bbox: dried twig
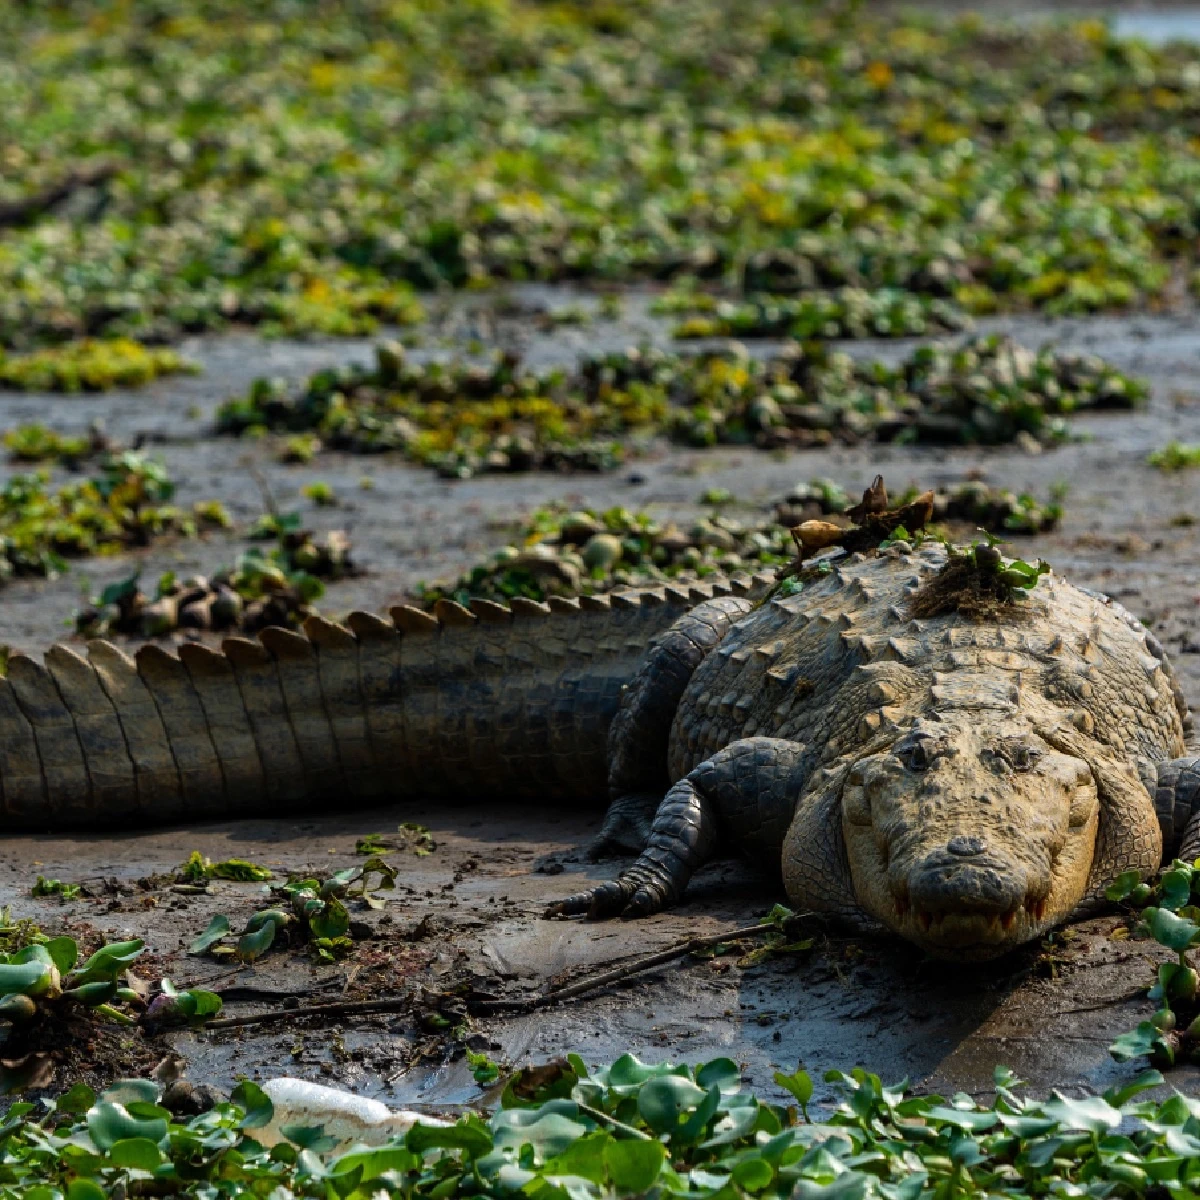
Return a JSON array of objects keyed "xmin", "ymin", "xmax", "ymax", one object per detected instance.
[
  {"xmin": 197, "ymin": 918, "xmax": 815, "ymax": 1031},
  {"xmin": 473, "ymin": 918, "xmax": 808, "ymax": 1015},
  {"xmin": 203, "ymin": 994, "xmax": 412, "ymax": 1031}
]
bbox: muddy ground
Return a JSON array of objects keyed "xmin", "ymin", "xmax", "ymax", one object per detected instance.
[{"xmin": 1, "ymin": 280, "xmax": 1198, "ymax": 1111}]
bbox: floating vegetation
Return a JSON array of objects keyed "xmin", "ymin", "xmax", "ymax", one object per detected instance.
[
  {"xmin": 1108, "ymin": 859, "xmax": 1200, "ymax": 1067},
  {"xmin": 219, "ymin": 335, "xmax": 1143, "ymax": 478},
  {"xmin": 0, "ymin": 934, "xmax": 219, "ymax": 1092},
  {"xmin": 417, "ymin": 477, "xmax": 1064, "ymax": 609},
  {"xmin": 0, "ymin": 340, "xmax": 197, "ymax": 391},
  {"xmin": 5, "ymin": 3, "xmax": 1200, "ymax": 350},
  {"xmin": 191, "ymin": 858, "xmax": 397, "ymax": 964},
  {"xmin": 2, "ymin": 422, "xmax": 105, "ymax": 467},
  {"xmin": 416, "ymin": 505, "xmax": 794, "ymax": 609},
  {"xmin": 76, "ymin": 514, "xmax": 354, "ymax": 639},
  {"xmin": 1149, "ymin": 441, "xmax": 1200, "ymax": 470},
  {"xmin": 663, "ymin": 287, "xmax": 971, "ymax": 340},
  {"xmin": 0, "ymin": 452, "xmax": 228, "ymax": 582},
  {"xmin": 0, "ymin": 1050, "xmax": 1196, "ymax": 1193}
]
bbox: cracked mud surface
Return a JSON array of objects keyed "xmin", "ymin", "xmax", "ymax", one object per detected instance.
[{"xmin": 0, "ymin": 284, "xmax": 1197, "ymax": 1107}]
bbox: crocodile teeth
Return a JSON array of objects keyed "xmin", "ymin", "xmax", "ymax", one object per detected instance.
[
  {"xmin": 1024, "ymin": 896, "xmax": 1047, "ymax": 922},
  {"xmin": 1001, "ymin": 910, "xmax": 1016, "ymax": 931}
]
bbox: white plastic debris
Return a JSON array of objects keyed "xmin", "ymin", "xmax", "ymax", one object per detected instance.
[{"xmin": 255, "ymin": 1077, "xmax": 451, "ymax": 1150}]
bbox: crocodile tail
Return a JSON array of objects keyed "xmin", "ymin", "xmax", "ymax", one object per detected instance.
[{"xmin": 0, "ymin": 575, "xmax": 772, "ymax": 830}]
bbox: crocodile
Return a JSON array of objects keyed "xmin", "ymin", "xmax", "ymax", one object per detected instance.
[{"xmin": 0, "ymin": 544, "xmax": 1196, "ymax": 960}]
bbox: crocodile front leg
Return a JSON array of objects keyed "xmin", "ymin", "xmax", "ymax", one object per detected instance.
[
  {"xmin": 553, "ymin": 737, "xmax": 806, "ymax": 918},
  {"xmin": 1156, "ymin": 756, "xmax": 1200, "ymax": 861},
  {"xmin": 593, "ymin": 595, "xmax": 754, "ymax": 857}
]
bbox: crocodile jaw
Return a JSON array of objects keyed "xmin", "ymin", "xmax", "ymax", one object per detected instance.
[{"xmin": 840, "ymin": 716, "xmax": 1101, "ymax": 960}]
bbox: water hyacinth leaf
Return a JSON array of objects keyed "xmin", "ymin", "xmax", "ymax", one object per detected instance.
[
  {"xmin": 1104, "ymin": 1069, "xmax": 1164, "ymax": 1108},
  {"xmin": 1110, "ymin": 1022, "xmax": 1175, "ymax": 1064},
  {"xmin": 696, "ymin": 1058, "xmax": 741, "ymax": 1094},
  {"xmin": 67, "ymin": 980, "xmax": 119, "ymax": 1006},
  {"xmin": 106, "ymin": 1137, "xmax": 165, "ymax": 1170},
  {"xmin": 230, "ymin": 1079, "xmax": 273, "ymax": 1129},
  {"xmin": 595, "ymin": 1052, "xmax": 679, "ymax": 1093},
  {"xmin": 0, "ymin": 960, "xmax": 55, "ymax": 999},
  {"xmin": 408, "ymin": 1115, "xmax": 493, "ymax": 1157},
  {"xmin": 66, "ymin": 1181, "xmax": 107, "ymax": 1200},
  {"xmin": 43, "ymin": 936, "xmax": 78, "ymax": 976},
  {"xmin": 773, "ymin": 1066, "xmax": 814, "ymax": 1111},
  {"xmin": 604, "ymin": 1137, "xmax": 666, "ymax": 1191},
  {"xmin": 309, "ymin": 897, "xmax": 350, "ymax": 941},
  {"xmin": 1105, "ymin": 869, "xmax": 1144, "ymax": 902},
  {"xmin": 101, "ymin": 1080, "xmax": 160, "ymax": 1107},
  {"xmin": 189, "ymin": 914, "xmax": 231, "ymax": 954},
  {"xmin": 87, "ymin": 1102, "xmax": 168, "ymax": 1150},
  {"xmin": 69, "ymin": 939, "xmax": 144, "ymax": 986},
  {"xmin": 675, "ymin": 1084, "xmax": 722, "ymax": 1142},
  {"xmin": 926, "ymin": 1106, "xmax": 999, "ymax": 1132},
  {"xmin": 1039, "ymin": 1094, "xmax": 1122, "ymax": 1133},
  {"xmin": 492, "ymin": 1111, "xmax": 589, "ymax": 1161},
  {"xmin": 281, "ymin": 1124, "xmax": 342, "ymax": 1153},
  {"xmin": 209, "ymin": 858, "xmax": 272, "ymax": 881},
  {"xmin": 1145, "ymin": 907, "xmax": 1200, "ymax": 953},
  {"xmin": 637, "ymin": 1075, "xmax": 710, "ymax": 1133},
  {"xmin": 56, "ymin": 1083, "xmax": 96, "ymax": 1114},
  {"xmin": 0, "ymin": 995, "xmax": 37, "ymax": 1022},
  {"xmin": 732, "ymin": 1156, "xmax": 775, "ymax": 1192},
  {"xmin": 1160, "ymin": 868, "xmax": 1192, "ymax": 912},
  {"xmin": 236, "ymin": 921, "xmax": 279, "ymax": 963}
]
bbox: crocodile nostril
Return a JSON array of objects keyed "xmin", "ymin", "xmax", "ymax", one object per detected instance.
[{"xmin": 947, "ymin": 835, "xmax": 986, "ymax": 857}]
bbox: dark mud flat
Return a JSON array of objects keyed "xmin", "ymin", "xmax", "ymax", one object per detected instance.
[
  {"xmin": 3, "ymin": 800, "xmax": 1192, "ymax": 1110},
  {"xmin": 0, "ymin": 291, "xmax": 1197, "ymax": 1104}
]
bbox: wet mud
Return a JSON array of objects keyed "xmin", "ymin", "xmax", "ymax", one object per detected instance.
[{"xmin": 0, "ymin": 284, "xmax": 1198, "ymax": 1106}]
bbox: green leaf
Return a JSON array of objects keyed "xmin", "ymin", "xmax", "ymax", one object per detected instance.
[
  {"xmin": 308, "ymin": 897, "xmax": 350, "ymax": 941},
  {"xmin": 1160, "ymin": 868, "xmax": 1193, "ymax": 911},
  {"xmin": 237, "ymin": 921, "xmax": 279, "ymax": 962},
  {"xmin": 69, "ymin": 939, "xmax": 144, "ymax": 986},
  {"xmin": 637, "ymin": 1074, "xmax": 709, "ymax": 1134},
  {"xmin": 1145, "ymin": 906, "xmax": 1200, "ymax": 952},
  {"xmin": 56, "ymin": 1082, "xmax": 96, "ymax": 1114},
  {"xmin": 106, "ymin": 1137, "xmax": 164, "ymax": 1169},
  {"xmin": 1105, "ymin": 869, "xmax": 1143, "ymax": 902},
  {"xmin": 87, "ymin": 1102, "xmax": 168, "ymax": 1150},
  {"xmin": 408, "ymin": 1117, "xmax": 493, "ymax": 1157},
  {"xmin": 732, "ymin": 1156, "xmax": 774, "ymax": 1192},
  {"xmin": 1110, "ymin": 1022, "xmax": 1174, "ymax": 1064},
  {"xmin": 67, "ymin": 980, "xmax": 119, "ymax": 1006},
  {"xmin": 209, "ymin": 857, "xmax": 272, "ymax": 881},
  {"xmin": 189, "ymin": 914, "xmax": 231, "ymax": 954},
  {"xmin": 773, "ymin": 1066, "xmax": 813, "ymax": 1110},
  {"xmin": 696, "ymin": 1058, "xmax": 740, "ymax": 1093},
  {"xmin": 66, "ymin": 1182, "xmax": 107, "ymax": 1200},
  {"xmin": 231, "ymin": 1079, "xmax": 274, "ymax": 1129},
  {"xmin": 43, "ymin": 936, "xmax": 78, "ymax": 975},
  {"xmin": 604, "ymin": 1137, "xmax": 665, "ymax": 1191},
  {"xmin": 1039, "ymin": 1094, "xmax": 1122, "ymax": 1133},
  {"xmin": 492, "ymin": 1111, "xmax": 588, "ymax": 1162},
  {"xmin": 1104, "ymin": 1069, "xmax": 1164, "ymax": 1108}
]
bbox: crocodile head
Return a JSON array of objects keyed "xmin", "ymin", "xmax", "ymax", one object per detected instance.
[{"xmin": 840, "ymin": 714, "xmax": 1100, "ymax": 959}]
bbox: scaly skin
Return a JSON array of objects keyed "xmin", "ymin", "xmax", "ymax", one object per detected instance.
[
  {"xmin": 0, "ymin": 543, "xmax": 1196, "ymax": 960},
  {"xmin": 0, "ymin": 577, "xmax": 769, "ymax": 824},
  {"xmin": 559, "ymin": 542, "xmax": 1197, "ymax": 960}
]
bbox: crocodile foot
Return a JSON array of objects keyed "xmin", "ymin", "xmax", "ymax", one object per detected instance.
[
  {"xmin": 586, "ymin": 792, "xmax": 661, "ymax": 860},
  {"xmin": 548, "ymin": 866, "xmax": 677, "ymax": 920}
]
